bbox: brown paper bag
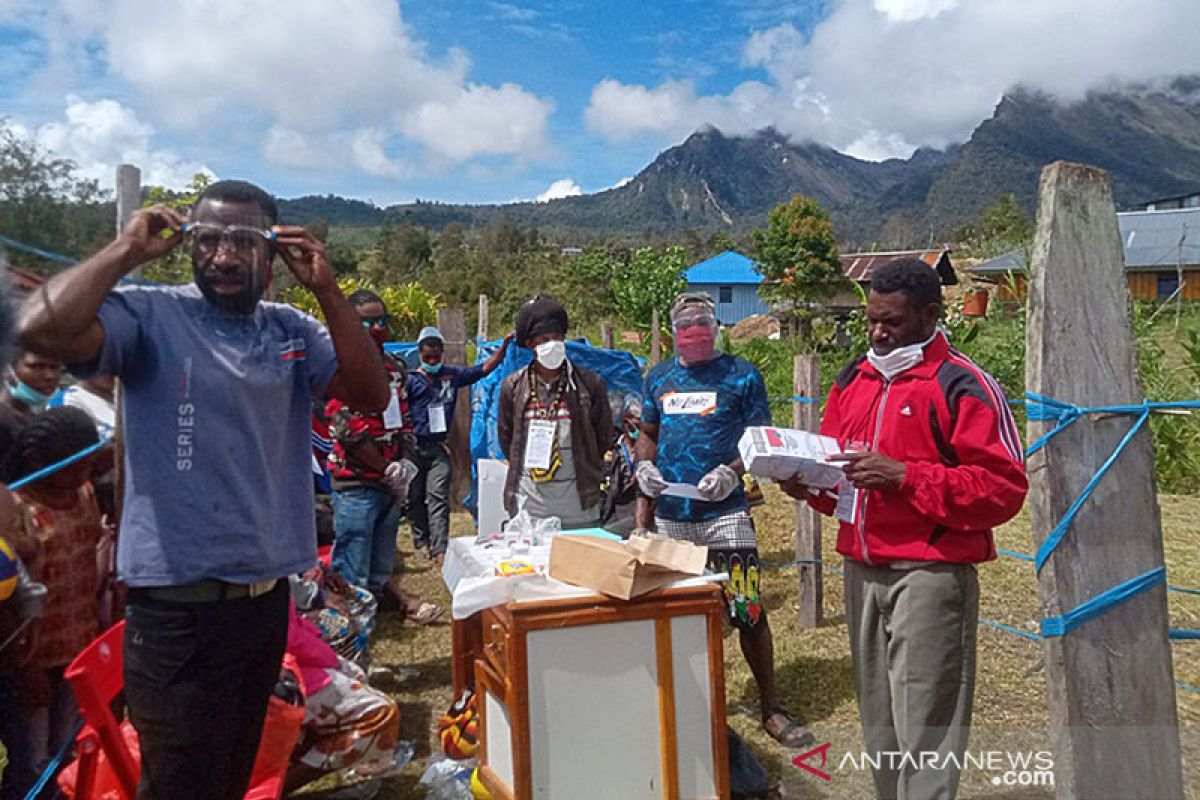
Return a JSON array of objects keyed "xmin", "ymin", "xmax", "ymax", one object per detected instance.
[{"xmin": 548, "ymin": 533, "xmax": 708, "ymax": 600}]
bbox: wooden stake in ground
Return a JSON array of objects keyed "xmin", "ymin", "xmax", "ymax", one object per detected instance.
[
  {"xmin": 477, "ymin": 294, "xmax": 489, "ymax": 343},
  {"xmin": 792, "ymin": 354, "xmax": 822, "ymax": 628},
  {"xmin": 600, "ymin": 321, "xmax": 614, "ymax": 350},
  {"xmin": 1026, "ymin": 161, "xmax": 1183, "ymax": 800},
  {"xmin": 116, "ymin": 164, "xmax": 141, "ymax": 276},
  {"xmin": 650, "ymin": 310, "xmax": 661, "ymax": 366},
  {"xmin": 438, "ymin": 308, "xmax": 472, "ymax": 510}
]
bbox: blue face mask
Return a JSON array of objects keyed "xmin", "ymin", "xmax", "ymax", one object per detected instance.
[
  {"xmin": 11, "ymin": 379, "xmax": 51, "ymax": 411},
  {"xmin": 421, "ymin": 361, "xmax": 443, "ymax": 375}
]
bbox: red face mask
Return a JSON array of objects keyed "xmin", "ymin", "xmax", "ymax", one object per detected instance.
[{"xmin": 675, "ymin": 325, "xmax": 716, "ymax": 363}]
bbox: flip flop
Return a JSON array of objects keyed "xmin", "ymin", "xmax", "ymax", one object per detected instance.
[
  {"xmin": 763, "ymin": 711, "xmax": 816, "ymax": 749},
  {"xmin": 406, "ymin": 601, "xmax": 442, "ymax": 625}
]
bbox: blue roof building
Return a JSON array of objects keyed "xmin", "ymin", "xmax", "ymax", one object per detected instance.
[{"xmin": 683, "ymin": 251, "xmax": 770, "ymax": 324}]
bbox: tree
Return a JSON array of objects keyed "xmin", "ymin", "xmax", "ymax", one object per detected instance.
[
  {"xmin": 610, "ymin": 244, "xmax": 688, "ymax": 329},
  {"xmin": 559, "ymin": 245, "xmax": 620, "ymax": 325},
  {"xmin": 0, "ymin": 123, "xmax": 111, "ymax": 268},
  {"xmin": 140, "ymin": 172, "xmax": 211, "ymax": 285},
  {"xmin": 751, "ymin": 194, "xmax": 848, "ymax": 345},
  {"xmin": 956, "ymin": 193, "xmax": 1032, "ymax": 258}
]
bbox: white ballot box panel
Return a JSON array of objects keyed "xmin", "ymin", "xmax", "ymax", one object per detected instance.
[
  {"xmin": 526, "ymin": 620, "xmax": 663, "ymax": 800},
  {"xmin": 485, "ymin": 686, "xmax": 515, "ymax": 789},
  {"xmin": 672, "ymin": 614, "xmax": 717, "ymax": 799},
  {"xmin": 478, "ymin": 458, "xmax": 510, "ymax": 537}
]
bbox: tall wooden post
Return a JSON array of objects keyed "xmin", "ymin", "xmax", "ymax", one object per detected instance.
[
  {"xmin": 116, "ymin": 164, "xmax": 141, "ymax": 276},
  {"xmin": 793, "ymin": 355, "xmax": 822, "ymax": 628},
  {"xmin": 650, "ymin": 310, "xmax": 662, "ymax": 366},
  {"xmin": 600, "ymin": 321, "xmax": 614, "ymax": 350},
  {"xmin": 1026, "ymin": 162, "xmax": 1182, "ymax": 800},
  {"xmin": 477, "ymin": 294, "xmax": 489, "ymax": 343},
  {"xmin": 438, "ymin": 308, "xmax": 472, "ymax": 511}
]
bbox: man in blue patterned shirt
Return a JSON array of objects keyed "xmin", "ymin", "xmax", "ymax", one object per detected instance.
[{"xmin": 636, "ymin": 292, "xmax": 813, "ymax": 749}]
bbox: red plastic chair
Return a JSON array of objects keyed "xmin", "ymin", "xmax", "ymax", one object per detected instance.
[{"xmin": 60, "ymin": 621, "xmax": 301, "ymax": 800}]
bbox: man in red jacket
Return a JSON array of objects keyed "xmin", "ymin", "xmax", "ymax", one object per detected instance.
[{"xmin": 781, "ymin": 257, "xmax": 1026, "ymax": 800}]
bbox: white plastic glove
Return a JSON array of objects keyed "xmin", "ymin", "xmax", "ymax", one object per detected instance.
[
  {"xmin": 635, "ymin": 461, "xmax": 669, "ymax": 498},
  {"xmin": 382, "ymin": 458, "xmax": 419, "ymax": 501},
  {"xmin": 696, "ymin": 464, "xmax": 740, "ymax": 502}
]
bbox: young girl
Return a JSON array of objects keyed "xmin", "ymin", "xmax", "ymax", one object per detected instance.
[{"xmin": 10, "ymin": 407, "xmax": 103, "ymax": 779}]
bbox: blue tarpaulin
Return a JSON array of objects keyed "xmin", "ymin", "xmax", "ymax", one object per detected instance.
[{"xmin": 464, "ymin": 338, "xmax": 644, "ymax": 516}]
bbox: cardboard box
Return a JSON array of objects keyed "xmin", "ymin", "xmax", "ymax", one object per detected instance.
[
  {"xmin": 548, "ymin": 533, "xmax": 707, "ymax": 600},
  {"xmin": 738, "ymin": 426, "xmax": 846, "ymax": 488}
]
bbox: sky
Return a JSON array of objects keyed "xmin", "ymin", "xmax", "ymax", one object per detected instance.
[{"xmin": 1, "ymin": 0, "xmax": 1198, "ymax": 207}]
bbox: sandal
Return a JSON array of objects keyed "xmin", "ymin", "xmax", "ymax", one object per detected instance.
[
  {"xmin": 406, "ymin": 601, "xmax": 443, "ymax": 625},
  {"xmin": 763, "ymin": 710, "xmax": 815, "ymax": 749}
]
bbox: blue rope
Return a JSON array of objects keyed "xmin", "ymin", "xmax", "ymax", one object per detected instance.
[
  {"xmin": 1169, "ymin": 628, "xmax": 1200, "ymax": 640},
  {"xmin": 1178, "ymin": 680, "xmax": 1200, "ymax": 695},
  {"xmin": 8, "ymin": 437, "xmax": 111, "ymax": 491},
  {"xmin": 995, "ymin": 548, "xmax": 1200, "ymax": 596},
  {"xmin": 23, "ymin": 720, "xmax": 83, "ymax": 800},
  {"xmin": 1041, "ymin": 567, "xmax": 1165, "ymax": 638},
  {"xmin": 979, "ymin": 617, "xmax": 1043, "ymax": 642},
  {"xmin": 0, "ymin": 233, "xmax": 78, "ymax": 265}
]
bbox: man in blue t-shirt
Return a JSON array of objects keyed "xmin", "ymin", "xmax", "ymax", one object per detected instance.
[
  {"xmin": 636, "ymin": 292, "xmax": 814, "ymax": 750},
  {"xmin": 405, "ymin": 325, "xmax": 510, "ymax": 562},
  {"xmin": 18, "ymin": 179, "xmax": 388, "ymax": 800}
]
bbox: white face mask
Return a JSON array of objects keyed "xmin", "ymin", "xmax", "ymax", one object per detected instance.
[
  {"xmin": 534, "ymin": 339, "xmax": 566, "ymax": 370},
  {"xmin": 867, "ymin": 329, "xmax": 939, "ymax": 380}
]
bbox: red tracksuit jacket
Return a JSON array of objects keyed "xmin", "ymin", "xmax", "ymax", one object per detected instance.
[{"xmin": 811, "ymin": 333, "xmax": 1028, "ymax": 565}]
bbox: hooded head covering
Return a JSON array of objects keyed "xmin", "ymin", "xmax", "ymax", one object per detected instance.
[{"xmin": 514, "ymin": 295, "xmax": 569, "ymax": 348}]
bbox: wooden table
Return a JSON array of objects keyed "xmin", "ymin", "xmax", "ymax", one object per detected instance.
[{"xmin": 453, "ymin": 583, "xmax": 730, "ymax": 800}]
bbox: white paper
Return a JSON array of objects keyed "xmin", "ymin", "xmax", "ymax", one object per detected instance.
[
  {"xmin": 428, "ymin": 403, "xmax": 447, "ymax": 434},
  {"xmin": 662, "ymin": 481, "xmax": 706, "ymax": 500},
  {"xmin": 524, "ymin": 419, "xmax": 557, "ymax": 471},
  {"xmin": 662, "ymin": 391, "xmax": 718, "ymax": 416},
  {"xmin": 382, "ymin": 391, "xmax": 403, "ymax": 429},
  {"xmin": 835, "ymin": 481, "xmax": 860, "ymax": 524}
]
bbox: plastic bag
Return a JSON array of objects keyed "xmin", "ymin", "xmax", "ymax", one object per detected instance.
[
  {"xmin": 495, "ymin": 508, "xmax": 561, "ymax": 549},
  {"xmin": 419, "ymin": 756, "xmax": 476, "ymax": 800}
]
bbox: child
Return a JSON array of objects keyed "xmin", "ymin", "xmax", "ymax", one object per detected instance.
[{"xmin": 9, "ymin": 407, "xmax": 103, "ymax": 781}]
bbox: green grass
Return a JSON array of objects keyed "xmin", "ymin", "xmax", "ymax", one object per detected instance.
[{"xmin": 298, "ymin": 488, "xmax": 1200, "ymax": 799}]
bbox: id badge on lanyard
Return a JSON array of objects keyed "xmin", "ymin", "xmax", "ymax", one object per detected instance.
[
  {"xmin": 524, "ymin": 419, "xmax": 557, "ymax": 471},
  {"xmin": 428, "ymin": 404, "xmax": 447, "ymax": 434},
  {"xmin": 382, "ymin": 390, "xmax": 403, "ymax": 430}
]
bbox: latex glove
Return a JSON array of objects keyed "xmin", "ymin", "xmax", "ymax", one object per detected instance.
[
  {"xmin": 696, "ymin": 464, "xmax": 739, "ymax": 503},
  {"xmin": 635, "ymin": 461, "xmax": 668, "ymax": 498},
  {"xmin": 382, "ymin": 458, "xmax": 419, "ymax": 501}
]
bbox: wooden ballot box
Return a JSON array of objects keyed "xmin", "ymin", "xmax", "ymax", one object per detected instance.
[{"xmin": 469, "ymin": 583, "xmax": 730, "ymax": 800}]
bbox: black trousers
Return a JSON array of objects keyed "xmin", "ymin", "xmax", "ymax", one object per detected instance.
[{"xmin": 123, "ymin": 582, "xmax": 288, "ymax": 800}]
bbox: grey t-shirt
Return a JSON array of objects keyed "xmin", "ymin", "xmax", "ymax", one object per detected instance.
[{"xmin": 74, "ymin": 284, "xmax": 338, "ymax": 587}]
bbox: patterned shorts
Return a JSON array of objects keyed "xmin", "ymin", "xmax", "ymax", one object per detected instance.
[{"xmin": 656, "ymin": 512, "xmax": 763, "ymax": 631}]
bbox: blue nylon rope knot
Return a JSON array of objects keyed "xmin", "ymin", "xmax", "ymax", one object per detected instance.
[{"xmin": 1041, "ymin": 567, "xmax": 1165, "ymax": 638}]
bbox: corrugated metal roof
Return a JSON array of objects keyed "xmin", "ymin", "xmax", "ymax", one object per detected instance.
[
  {"xmin": 972, "ymin": 208, "xmax": 1200, "ymax": 274},
  {"xmin": 1120, "ymin": 207, "xmax": 1200, "ymax": 269},
  {"xmin": 685, "ymin": 250, "xmax": 762, "ymax": 285},
  {"xmin": 838, "ymin": 248, "xmax": 957, "ymax": 285}
]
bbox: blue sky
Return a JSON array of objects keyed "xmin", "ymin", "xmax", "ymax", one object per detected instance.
[{"xmin": 1, "ymin": 0, "xmax": 1197, "ymax": 207}]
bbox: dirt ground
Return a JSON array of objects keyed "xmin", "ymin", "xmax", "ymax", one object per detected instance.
[{"xmin": 297, "ymin": 488, "xmax": 1200, "ymax": 799}]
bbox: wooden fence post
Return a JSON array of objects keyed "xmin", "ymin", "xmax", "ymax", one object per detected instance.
[
  {"xmin": 1026, "ymin": 161, "xmax": 1183, "ymax": 800},
  {"xmin": 650, "ymin": 310, "xmax": 661, "ymax": 366},
  {"xmin": 477, "ymin": 294, "xmax": 489, "ymax": 343},
  {"xmin": 601, "ymin": 321, "xmax": 614, "ymax": 350},
  {"xmin": 793, "ymin": 355, "xmax": 822, "ymax": 628},
  {"xmin": 116, "ymin": 164, "xmax": 141, "ymax": 277},
  {"xmin": 438, "ymin": 308, "xmax": 472, "ymax": 511}
]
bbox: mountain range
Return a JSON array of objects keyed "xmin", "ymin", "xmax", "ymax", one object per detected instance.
[{"xmin": 278, "ymin": 78, "xmax": 1200, "ymax": 247}]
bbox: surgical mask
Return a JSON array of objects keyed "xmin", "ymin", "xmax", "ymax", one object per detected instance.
[
  {"xmin": 674, "ymin": 324, "xmax": 717, "ymax": 364},
  {"xmin": 535, "ymin": 340, "xmax": 567, "ymax": 371},
  {"xmin": 421, "ymin": 361, "xmax": 443, "ymax": 375},
  {"xmin": 11, "ymin": 379, "xmax": 52, "ymax": 411},
  {"xmin": 867, "ymin": 329, "xmax": 939, "ymax": 381}
]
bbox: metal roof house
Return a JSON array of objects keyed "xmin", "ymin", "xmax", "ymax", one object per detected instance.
[
  {"xmin": 686, "ymin": 248, "xmax": 957, "ymax": 324},
  {"xmin": 684, "ymin": 251, "xmax": 771, "ymax": 324},
  {"xmin": 972, "ymin": 207, "xmax": 1200, "ymax": 301}
]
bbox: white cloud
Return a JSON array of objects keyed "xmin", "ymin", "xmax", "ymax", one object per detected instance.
[
  {"xmin": 585, "ymin": 0, "xmax": 1200, "ymax": 158},
  {"xmin": 536, "ymin": 178, "xmax": 582, "ymax": 202},
  {"xmin": 7, "ymin": 0, "xmax": 553, "ymax": 175},
  {"xmin": 33, "ymin": 96, "xmax": 212, "ymax": 190}
]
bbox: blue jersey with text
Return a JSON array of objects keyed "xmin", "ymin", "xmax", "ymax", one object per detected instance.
[{"xmin": 642, "ymin": 354, "xmax": 771, "ymax": 521}]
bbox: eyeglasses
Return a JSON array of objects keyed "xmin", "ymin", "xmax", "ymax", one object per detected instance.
[
  {"xmin": 183, "ymin": 222, "xmax": 276, "ymax": 253},
  {"xmin": 360, "ymin": 314, "xmax": 391, "ymax": 328}
]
